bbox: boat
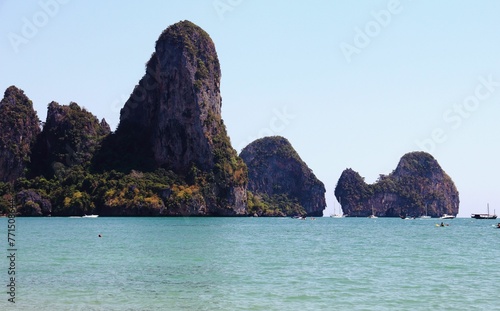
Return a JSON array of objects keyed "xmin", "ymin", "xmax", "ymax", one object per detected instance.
[
  {"xmin": 330, "ymin": 214, "xmax": 343, "ymax": 218},
  {"xmin": 82, "ymin": 214, "xmax": 99, "ymax": 218},
  {"xmin": 436, "ymin": 222, "xmax": 450, "ymax": 227},
  {"xmin": 330, "ymin": 201, "xmax": 344, "ymax": 218},
  {"xmin": 419, "ymin": 204, "xmax": 431, "ymax": 219},
  {"xmin": 440, "ymin": 214, "xmax": 455, "ymax": 219},
  {"xmin": 368, "ymin": 205, "xmax": 378, "ymax": 218},
  {"xmin": 472, "ymin": 214, "xmax": 497, "ymax": 219},
  {"xmin": 471, "ymin": 204, "xmax": 497, "ymax": 219}
]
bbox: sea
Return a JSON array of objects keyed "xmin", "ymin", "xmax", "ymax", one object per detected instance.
[{"xmin": 1, "ymin": 216, "xmax": 500, "ymax": 311}]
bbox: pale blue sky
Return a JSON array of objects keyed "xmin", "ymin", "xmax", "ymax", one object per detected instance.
[{"xmin": 1, "ymin": 0, "xmax": 499, "ymax": 217}]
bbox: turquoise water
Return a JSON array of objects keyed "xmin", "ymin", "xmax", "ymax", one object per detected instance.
[{"xmin": 1, "ymin": 217, "xmax": 500, "ymax": 310}]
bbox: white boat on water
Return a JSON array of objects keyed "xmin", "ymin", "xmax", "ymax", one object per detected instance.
[
  {"xmin": 82, "ymin": 214, "xmax": 99, "ymax": 218},
  {"xmin": 368, "ymin": 205, "xmax": 378, "ymax": 218},
  {"xmin": 440, "ymin": 214, "xmax": 455, "ymax": 219},
  {"xmin": 330, "ymin": 201, "xmax": 344, "ymax": 218},
  {"xmin": 330, "ymin": 214, "xmax": 344, "ymax": 218},
  {"xmin": 419, "ymin": 204, "xmax": 431, "ymax": 219}
]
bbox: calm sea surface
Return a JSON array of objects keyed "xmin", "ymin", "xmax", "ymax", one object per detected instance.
[{"xmin": 1, "ymin": 217, "xmax": 500, "ymax": 310}]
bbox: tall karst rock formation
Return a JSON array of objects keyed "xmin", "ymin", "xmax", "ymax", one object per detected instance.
[
  {"xmin": 0, "ymin": 86, "xmax": 40, "ymax": 182},
  {"xmin": 98, "ymin": 20, "xmax": 247, "ymax": 215},
  {"xmin": 335, "ymin": 152, "xmax": 459, "ymax": 217}
]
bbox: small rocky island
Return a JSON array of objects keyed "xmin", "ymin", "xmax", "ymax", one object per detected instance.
[
  {"xmin": 240, "ymin": 136, "xmax": 326, "ymax": 217},
  {"xmin": 335, "ymin": 152, "xmax": 459, "ymax": 217}
]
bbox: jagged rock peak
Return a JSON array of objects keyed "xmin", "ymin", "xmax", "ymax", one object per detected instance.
[
  {"xmin": 335, "ymin": 151, "xmax": 459, "ymax": 217},
  {"xmin": 29, "ymin": 101, "xmax": 111, "ymax": 178},
  {"xmin": 240, "ymin": 136, "xmax": 326, "ymax": 217},
  {"xmin": 45, "ymin": 101, "xmax": 110, "ymax": 137},
  {"xmin": 1, "ymin": 86, "xmax": 35, "ymax": 109},
  {"xmin": 0, "ymin": 86, "xmax": 40, "ymax": 182}
]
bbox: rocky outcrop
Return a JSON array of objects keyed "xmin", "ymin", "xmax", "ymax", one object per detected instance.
[
  {"xmin": 0, "ymin": 86, "xmax": 40, "ymax": 182},
  {"xmin": 240, "ymin": 136, "xmax": 326, "ymax": 216},
  {"xmin": 16, "ymin": 189, "xmax": 52, "ymax": 216},
  {"xmin": 30, "ymin": 101, "xmax": 110, "ymax": 178},
  {"xmin": 97, "ymin": 20, "xmax": 247, "ymax": 216},
  {"xmin": 335, "ymin": 152, "xmax": 459, "ymax": 217}
]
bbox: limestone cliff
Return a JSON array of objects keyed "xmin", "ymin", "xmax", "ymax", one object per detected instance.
[
  {"xmin": 30, "ymin": 101, "xmax": 110, "ymax": 178},
  {"xmin": 0, "ymin": 86, "xmax": 40, "ymax": 182},
  {"xmin": 335, "ymin": 152, "xmax": 459, "ymax": 217},
  {"xmin": 97, "ymin": 20, "xmax": 247, "ymax": 215},
  {"xmin": 240, "ymin": 136, "xmax": 326, "ymax": 217}
]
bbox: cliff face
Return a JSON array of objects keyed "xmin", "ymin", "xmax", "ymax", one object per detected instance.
[
  {"xmin": 0, "ymin": 86, "xmax": 40, "ymax": 182},
  {"xmin": 99, "ymin": 20, "xmax": 247, "ymax": 215},
  {"xmin": 335, "ymin": 152, "xmax": 459, "ymax": 217},
  {"xmin": 240, "ymin": 136, "xmax": 326, "ymax": 217},
  {"xmin": 30, "ymin": 102, "xmax": 110, "ymax": 178}
]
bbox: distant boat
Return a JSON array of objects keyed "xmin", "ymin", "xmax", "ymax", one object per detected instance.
[
  {"xmin": 330, "ymin": 214, "xmax": 343, "ymax": 218},
  {"xmin": 82, "ymin": 214, "xmax": 99, "ymax": 218},
  {"xmin": 330, "ymin": 201, "xmax": 344, "ymax": 218},
  {"xmin": 471, "ymin": 204, "xmax": 497, "ymax": 219},
  {"xmin": 440, "ymin": 214, "xmax": 455, "ymax": 219},
  {"xmin": 419, "ymin": 204, "xmax": 431, "ymax": 219},
  {"xmin": 368, "ymin": 205, "xmax": 378, "ymax": 218}
]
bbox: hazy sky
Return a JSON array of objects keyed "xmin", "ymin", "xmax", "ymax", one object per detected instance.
[{"xmin": 1, "ymin": 0, "xmax": 499, "ymax": 217}]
